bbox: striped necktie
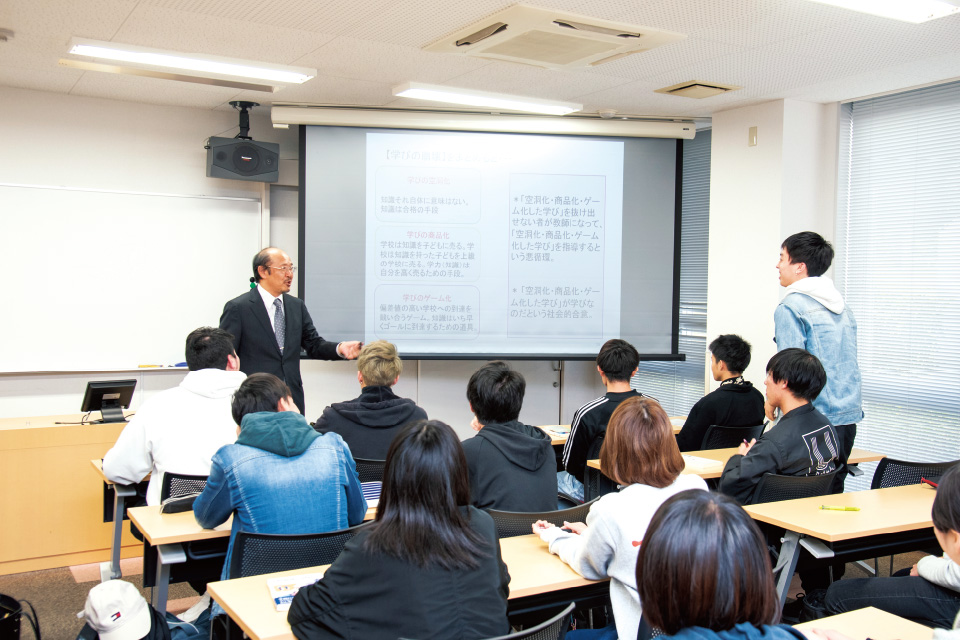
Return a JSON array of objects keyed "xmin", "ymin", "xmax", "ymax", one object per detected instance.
[{"xmin": 273, "ymin": 298, "xmax": 285, "ymax": 352}]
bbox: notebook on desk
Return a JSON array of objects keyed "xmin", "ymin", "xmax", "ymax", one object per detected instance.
[
  {"xmin": 268, "ymin": 572, "xmax": 325, "ymax": 611},
  {"xmin": 361, "ymin": 481, "xmax": 381, "ymax": 508}
]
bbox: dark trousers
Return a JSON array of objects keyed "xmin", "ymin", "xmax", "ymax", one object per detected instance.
[{"xmin": 824, "ymin": 574, "xmax": 960, "ymax": 629}]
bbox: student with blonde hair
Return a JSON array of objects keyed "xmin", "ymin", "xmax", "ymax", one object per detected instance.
[{"xmin": 314, "ymin": 340, "xmax": 427, "ymax": 459}]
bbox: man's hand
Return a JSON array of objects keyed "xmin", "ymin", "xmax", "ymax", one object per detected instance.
[
  {"xmin": 910, "ymin": 563, "xmax": 920, "ymax": 577},
  {"xmin": 339, "ymin": 341, "xmax": 363, "ymax": 359},
  {"xmin": 531, "ymin": 520, "xmax": 556, "ymax": 534},
  {"xmin": 562, "ymin": 521, "xmax": 587, "ymax": 535},
  {"xmin": 738, "ymin": 438, "xmax": 757, "ymax": 456},
  {"xmin": 764, "ymin": 399, "xmax": 777, "ymax": 422}
]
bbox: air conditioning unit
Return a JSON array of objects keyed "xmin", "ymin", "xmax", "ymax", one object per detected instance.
[{"xmin": 424, "ymin": 4, "xmax": 685, "ymax": 70}]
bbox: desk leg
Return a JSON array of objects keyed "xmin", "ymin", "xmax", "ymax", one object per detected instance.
[
  {"xmin": 101, "ymin": 484, "xmax": 137, "ymax": 582},
  {"xmin": 153, "ymin": 544, "xmax": 186, "ymax": 614},
  {"xmin": 771, "ymin": 530, "xmax": 801, "ymax": 607}
]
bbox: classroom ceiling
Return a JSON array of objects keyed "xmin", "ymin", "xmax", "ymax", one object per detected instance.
[{"xmin": 2, "ymin": 0, "xmax": 959, "ymax": 122}]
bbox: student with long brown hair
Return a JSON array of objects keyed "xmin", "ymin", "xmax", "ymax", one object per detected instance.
[
  {"xmin": 532, "ymin": 396, "xmax": 708, "ymax": 639},
  {"xmin": 288, "ymin": 419, "xmax": 510, "ymax": 639}
]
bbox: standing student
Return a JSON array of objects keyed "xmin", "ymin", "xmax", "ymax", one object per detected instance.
[
  {"xmin": 219, "ymin": 247, "xmax": 362, "ymax": 413},
  {"xmin": 289, "ymin": 420, "xmax": 510, "ymax": 640},
  {"xmin": 675, "ymin": 334, "xmax": 765, "ymax": 452},
  {"xmin": 533, "ymin": 397, "xmax": 708, "ymax": 640},
  {"xmin": 774, "ymin": 231, "xmax": 862, "ymax": 463}
]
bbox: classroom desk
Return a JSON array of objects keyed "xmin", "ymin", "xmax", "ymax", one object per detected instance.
[
  {"xmin": 129, "ymin": 503, "xmax": 379, "ymax": 612},
  {"xmin": 90, "ymin": 459, "xmax": 149, "ymax": 581},
  {"xmin": 207, "ymin": 533, "xmax": 605, "ymax": 640},
  {"xmin": 586, "ymin": 447, "xmax": 885, "ymax": 480},
  {"xmin": 744, "ymin": 484, "xmax": 936, "ymax": 606},
  {"xmin": 794, "ymin": 606, "xmax": 932, "ymax": 640},
  {"xmin": 541, "ymin": 419, "xmax": 684, "ymax": 448}
]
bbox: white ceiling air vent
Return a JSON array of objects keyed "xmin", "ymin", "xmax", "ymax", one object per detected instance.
[
  {"xmin": 425, "ymin": 4, "xmax": 686, "ymax": 70},
  {"xmin": 654, "ymin": 80, "xmax": 742, "ymax": 99}
]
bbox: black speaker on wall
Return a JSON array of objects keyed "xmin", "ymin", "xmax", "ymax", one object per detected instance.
[{"xmin": 206, "ymin": 136, "xmax": 279, "ymax": 182}]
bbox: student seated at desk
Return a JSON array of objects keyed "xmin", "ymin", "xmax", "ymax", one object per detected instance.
[
  {"xmin": 823, "ymin": 462, "xmax": 960, "ymax": 635},
  {"xmin": 313, "ymin": 340, "xmax": 427, "ymax": 459},
  {"xmin": 718, "ymin": 348, "xmax": 841, "ymax": 505},
  {"xmin": 193, "ymin": 373, "xmax": 367, "ymax": 581},
  {"xmin": 103, "ymin": 326, "xmax": 246, "ymax": 506},
  {"xmin": 675, "ymin": 334, "xmax": 765, "ymax": 452},
  {"xmin": 289, "ymin": 420, "xmax": 510, "ymax": 640},
  {"xmin": 533, "ymin": 397, "xmax": 708, "ymax": 640},
  {"xmin": 636, "ymin": 490, "xmax": 809, "ymax": 640},
  {"xmin": 462, "ymin": 361, "xmax": 556, "ymax": 512}
]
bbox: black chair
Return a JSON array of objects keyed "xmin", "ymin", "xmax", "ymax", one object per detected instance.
[
  {"xmin": 699, "ymin": 424, "xmax": 765, "ymax": 450},
  {"xmin": 752, "ymin": 469, "xmax": 841, "ymax": 505},
  {"xmin": 487, "ymin": 498, "xmax": 600, "ymax": 539},
  {"xmin": 583, "ymin": 434, "xmax": 618, "ymax": 502},
  {"xmin": 637, "ymin": 615, "xmax": 665, "ymax": 640},
  {"xmin": 159, "ymin": 471, "xmax": 208, "ymax": 501},
  {"xmin": 482, "ymin": 602, "xmax": 576, "ymax": 640},
  {"xmin": 353, "ymin": 458, "xmax": 386, "ymax": 483},
  {"xmin": 228, "ymin": 522, "xmax": 373, "ymax": 579},
  {"xmin": 870, "ymin": 458, "xmax": 959, "ymax": 489}
]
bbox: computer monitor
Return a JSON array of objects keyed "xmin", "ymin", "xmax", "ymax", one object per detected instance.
[{"xmin": 80, "ymin": 379, "xmax": 136, "ymax": 423}]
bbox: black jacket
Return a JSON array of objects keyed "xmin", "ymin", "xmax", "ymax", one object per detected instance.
[
  {"xmin": 314, "ymin": 386, "xmax": 428, "ymax": 459},
  {"xmin": 220, "ymin": 287, "xmax": 341, "ymax": 414},
  {"xmin": 719, "ymin": 403, "xmax": 841, "ymax": 505},
  {"xmin": 462, "ymin": 420, "xmax": 557, "ymax": 512},
  {"xmin": 562, "ymin": 390, "xmax": 643, "ymax": 482},
  {"xmin": 676, "ymin": 381, "xmax": 766, "ymax": 452},
  {"xmin": 288, "ymin": 507, "xmax": 510, "ymax": 640}
]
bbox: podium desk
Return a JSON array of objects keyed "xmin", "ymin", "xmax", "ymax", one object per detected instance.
[
  {"xmin": 208, "ymin": 533, "xmax": 605, "ymax": 640},
  {"xmin": 794, "ymin": 606, "xmax": 932, "ymax": 640},
  {"xmin": 129, "ymin": 502, "xmax": 378, "ymax": 613},
  {"xmin": 745, "ymin": 483, "xmax": 936, "ymax": 605}
]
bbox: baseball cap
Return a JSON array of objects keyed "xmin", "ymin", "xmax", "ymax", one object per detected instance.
[{"xmin": 81, "ymin": 580, "xmax": 153, "ymax": 640}]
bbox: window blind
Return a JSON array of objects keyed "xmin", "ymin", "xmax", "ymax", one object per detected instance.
[
  {"xmin": 835, "ymin": 81, "xmax": 960, "ymax": 490},
  {"xmin": 634, "ymin": 130, "xmax": 711, "ymax": 414}
]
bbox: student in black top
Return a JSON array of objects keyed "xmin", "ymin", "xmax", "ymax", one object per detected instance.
[
  {"xmin": 676, "ymin": 334, "xmax": 765, "ymax": 452},
  {"xmin": 719, "ymin": 348, "xmax": 840, "ymax": 505},
  {"xmin": 288, "ymin": 420, "xmax": 510, "ymax": 640},
  {"xmin": 313, "ymin": 340, "xmax": 427, "ymax": 459},
  {"xmin": 559, "ymin": 339, "xmax": 647, "ymax": 502},
  {"xmin": 461, "ymin": 361, "xmax": 557, "ymax": 512}
]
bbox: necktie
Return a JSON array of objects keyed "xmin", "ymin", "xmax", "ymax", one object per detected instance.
[{"xmin": 273, "ymin": 298, "xmax": 285, "ymax": 352}]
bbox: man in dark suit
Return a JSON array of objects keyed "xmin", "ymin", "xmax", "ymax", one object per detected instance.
[{"xmin": 220, "ymin": 247, "xmax": 362, "ymax": 413}]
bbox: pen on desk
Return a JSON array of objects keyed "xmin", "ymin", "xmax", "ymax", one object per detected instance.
[{"xmin": 820, "ymin": 505, "xmax": 860, "ymax": 511}]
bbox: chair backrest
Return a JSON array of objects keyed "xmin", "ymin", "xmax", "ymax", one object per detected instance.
[
  {"xmin": 871, "ymin": 458, "xmax": 960, "ymax": 489},
  {"xmin": 752, "ymin": 469, "xmax": 840, "ymax": 505},
  {"xmin": 160, "ymin": 472, "xmax": 208, "ymax": 501},
  {"xmin": 583, "ymin": 433, "xmax": 618, "ymax": 502},
  {"xmin": 353, "ymin": 458, "xmax": 386, "ymax": 483},
  {"xmin": 700, "ymin": 424, "xmax": 765, "ymax": 450},
  {"xmin": 229, "ymin": 522, "xmax": 372, "ymax": 579},
  {"xmin": 487, "ymin": 498, "xmax": 600, "ymax": 539},
  {"xmin": 481, "ymin": 602, "xmax": 576, "ymax": 640}
]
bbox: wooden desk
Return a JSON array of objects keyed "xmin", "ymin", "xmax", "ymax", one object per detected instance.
[
  {"xmin": 586, "ymin": 447, "xmax": 885, "ymax": 480},
  {"xmin": 129, "ymin": 502, "xmax": 378, "ymax": 612},
  {"xmin": 0, "ymin": 413, "xmax": 138, "ymax": 575},
  {"xmin": 91, "ymin": 459, "xmax": 149, "ymax": 581},
  {"xmin": 745, "ymin": 484, "xmax": 936, "ymax": 605},
  {"xmin": 794, "ymin": 606, "xmax": 932, "ymax": 640},
  {"xmin": 538, "ymin": 425, "xmax": 569, "ymax": 446},
  {"xmin": 208, "ymin": 533, "xmax": 604, "ymax": 640}
]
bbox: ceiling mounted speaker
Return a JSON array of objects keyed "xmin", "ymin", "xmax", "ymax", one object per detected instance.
[
  {"xmin": 425, "ymin": 4, "xmax": 685, "ymax": 70},
  {"xmin": 205, "ymin": 136, "xmax": 279, "ymax": 182}
]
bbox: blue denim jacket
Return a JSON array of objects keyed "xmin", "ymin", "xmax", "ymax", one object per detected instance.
[
  {"xmin": 193, "ymin": 412, "xmax": 367, "ymax": 580},
  {"xmin": 774, "ymin": 292, "xmax": 864, "ymax": 426}
]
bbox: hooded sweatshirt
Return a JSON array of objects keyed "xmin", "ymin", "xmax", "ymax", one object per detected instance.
[
  {"xmin": 461, "ymin": 420, "xmax": 557, "ymax": 512},
  {"xmin": 664, "ymin": 623, "xmax": 806, "ymax": 640},
  {"xmin": 314, "ymin": 386, "xmax": 428, "ymax": 459},
  {"xmin": 103, "ymin": 368, "xmax": 247, "ymax": 505}
]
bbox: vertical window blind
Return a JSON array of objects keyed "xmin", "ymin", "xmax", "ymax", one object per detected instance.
[
  {"xmin": 835, "ymin": 81, "xmax": 960, "ymax": 490},
  {"xmin": 633, "ymin": 130, "xmax": 711, "ymax": 414}
]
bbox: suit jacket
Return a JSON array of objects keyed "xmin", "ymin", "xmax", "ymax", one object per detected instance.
[{"xmin": 220, "ymin": 287, "xmax": 340, "ymax": 413}]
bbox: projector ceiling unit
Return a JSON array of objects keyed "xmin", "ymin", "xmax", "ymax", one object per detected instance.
[{"xmin": 425, "ymin": 4, "xmax": 686, "ymax": 70}]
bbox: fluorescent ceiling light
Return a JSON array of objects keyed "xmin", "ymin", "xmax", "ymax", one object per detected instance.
[
  {"xmin": 803, "ymin": 0, "xmax": 960, "ymax": 22},
  {"xmin": 68, "ymin": 38, "xmax": 316, "ymax": 84},
  {"xmin": 393, "ymin": 82, "xmax": 582, "ymax": 116}
]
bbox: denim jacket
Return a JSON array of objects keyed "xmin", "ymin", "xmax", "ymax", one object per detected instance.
[
  {"xmin": 774, "ymin": 290, "xmax": 864, "ymax": 426},
  {"xmin": 193, "ymin": 411, "xmax": 367, "ymax": 580}
]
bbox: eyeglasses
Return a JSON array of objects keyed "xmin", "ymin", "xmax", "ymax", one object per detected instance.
[{"xmin": 269, "ymin": 265, "xmax": 297, "ymax": 274}]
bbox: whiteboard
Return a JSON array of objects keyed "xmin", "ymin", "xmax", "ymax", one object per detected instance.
[{"xmin": 1, "ymin": 184, "xmax": 262, "ymax": 372}]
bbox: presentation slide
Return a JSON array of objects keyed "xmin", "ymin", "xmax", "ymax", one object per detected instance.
[{"xmin": 302, "ymin": 126, "xmax": 679, "ymax": 360}]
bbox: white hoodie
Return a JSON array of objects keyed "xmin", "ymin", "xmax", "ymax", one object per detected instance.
[
  {"xmin": 103, "ymin": 368, "xmax": 246, "ymax": 505},
  {"xmin": 783, "ymin": 275, "xmax": 845, "ymax": 314}
]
